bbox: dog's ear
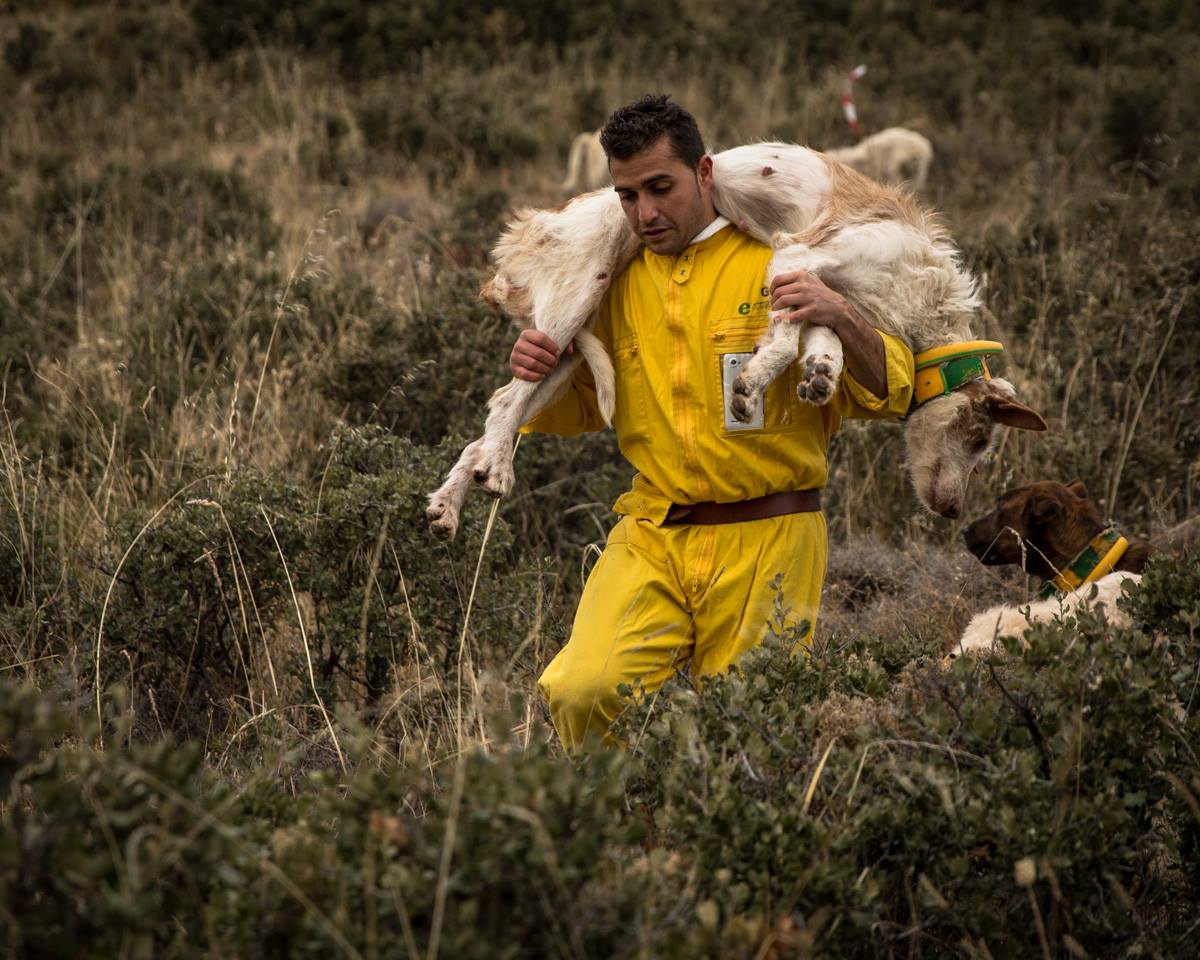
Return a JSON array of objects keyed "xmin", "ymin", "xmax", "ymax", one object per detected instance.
[
  {"xmin": 984, "ymin": 394, "xmax": 1048, "ymax": 432},
  {"xmin": 1025, "ymin": 493, "xmax": 1062, "ymax": 528},
  {"xmin": 479, "ymin": 276, "xmax": 504, "ymax": 308},
  {"xmin": 1066, "ymin": 478, "xmax": 1089, "ymax": 500}
]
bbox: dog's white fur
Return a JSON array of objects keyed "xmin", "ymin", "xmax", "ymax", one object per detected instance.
[
  {"xmin": 560, "ymin": 130, "xmax": 609, "ymax": 196},
  {"xmin": 956, "ymin": 572, "xmax": 1139, "ymax": 655},
  {"xmin": 427, "ymin": 142, "xmax": 1041, "ymax": 539},
  {"xmin": 718, "ymin": 146, "xmax": 1042, "ymax": 520},
  {"xmin": 826, "ymin": 127, "xmax": 934, "ymax": 189},
  {"xmin": 425, "ymin": 189, "xmax": 637, "ymax": 538}
]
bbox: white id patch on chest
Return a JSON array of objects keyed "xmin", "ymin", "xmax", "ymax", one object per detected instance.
[{"xmin": 721, "ymin": 352, "xmax": 764, "ymax": 430}]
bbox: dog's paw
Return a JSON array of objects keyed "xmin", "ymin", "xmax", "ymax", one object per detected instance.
[
  {"xmin": 472, "ymin": 454, "xmax": 514, "ymax": 498},
  {"xmin": 426, "ymin": 497, "xmax": 460, "ymax": 540},
  {"xmin": 730, "ymin": 372, "xmax": 760, "ymax": 422},
  {"xmin": 797, "ymin": 355, "xmax": 837, "ymax": 406}
]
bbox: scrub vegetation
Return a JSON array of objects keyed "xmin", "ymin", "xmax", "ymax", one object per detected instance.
[{"xmin": 2, "ymin": 1, "xmax": 1199, "ymax": 955}]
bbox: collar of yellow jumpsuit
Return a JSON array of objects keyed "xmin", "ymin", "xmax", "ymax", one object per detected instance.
[{"xmin": 521, "ymin": 223, "xmax": 916, "ymax": 522}]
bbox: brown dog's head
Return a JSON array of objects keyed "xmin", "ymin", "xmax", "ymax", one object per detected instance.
[{"xmin": 962, "ymin": 479, "xmax": 1103, "ymax": 580}]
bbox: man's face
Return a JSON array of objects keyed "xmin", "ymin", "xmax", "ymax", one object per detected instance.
[{"xmin": 610, "ymin": 135, "xmax": 715, "ymax": 256}]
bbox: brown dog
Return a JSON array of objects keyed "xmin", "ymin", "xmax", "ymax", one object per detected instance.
[
  {"xmin": 955, "ymin": 479, "xmax": 1155, "ymax": 654},
  {"xmin": 962, "ymin": 479, "xmax": 1154, "ymax": 584}
]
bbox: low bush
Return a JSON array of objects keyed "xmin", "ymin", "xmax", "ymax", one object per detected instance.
[
  {"xmin": 5, "ymin": 553, "xmax": 1197, "ymax": 957},
  {"xmin": 356, "ymin": 82, "xmax": 541, "ymax": 174},
  {"xmin": 616, "ymin": 551, "xmax": 1200, "ymax": 955},
  {"xmin": 91, "ymin": 425, "xmax": 544, "ymax": 729}
]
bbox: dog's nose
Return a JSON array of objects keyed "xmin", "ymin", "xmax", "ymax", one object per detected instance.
[{"xmin": 939, "ymin": 503, "xmax": 960, "ymax": 519}]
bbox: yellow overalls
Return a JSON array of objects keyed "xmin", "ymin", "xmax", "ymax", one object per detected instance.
[{"xmin": 523, "ymin": 224, "xmax": 914, "ymax": 748}]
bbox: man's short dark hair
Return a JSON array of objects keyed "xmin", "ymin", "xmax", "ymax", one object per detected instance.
[{"xmin": 600, "ymin": 94, "xmax": 706, "ymax": 169}]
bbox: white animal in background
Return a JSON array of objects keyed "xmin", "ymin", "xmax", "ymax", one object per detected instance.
[
  {"xmin": 956, "ymin": 572, "xmax": 1140, "ymax": 655},
  {"xmin": 426, "ymin": 142, "xmax": 1045, "ymax": 540},
  {"xmin": 559, "ymin": 130, "xmax": 609, "ymax": 196},
  {"xmin": 826, "ymin": 126, "xmax": 934, "ymax": 189}
]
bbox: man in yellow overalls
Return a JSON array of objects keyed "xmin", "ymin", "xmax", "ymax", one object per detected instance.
[{"xmin": 513, "ymin": 95, "xmax": 915, "ymax": 749}]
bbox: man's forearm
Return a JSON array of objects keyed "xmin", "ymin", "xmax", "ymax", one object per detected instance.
[{"xmin": 833, "ymin": 307, "xmax": 888, "ymax": 400}]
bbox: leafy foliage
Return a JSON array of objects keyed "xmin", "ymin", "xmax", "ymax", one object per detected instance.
[
  {"xmin": 5, "ymin": 554, "xmax": 1198, "ymax": 956},
  {"xmin": 3, "ymin": 1, "xmax": 1200, "ymax": 955}
]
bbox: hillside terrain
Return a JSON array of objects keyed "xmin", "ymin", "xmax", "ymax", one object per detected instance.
[{"xmin": 1, "ymin": 2, "xmax": 1199, "ymax": 955}]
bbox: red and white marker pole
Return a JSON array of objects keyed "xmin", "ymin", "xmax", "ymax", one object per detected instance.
[{"xmin": 841, "ymin": 64, "xmax": 867, "ymax": 137}]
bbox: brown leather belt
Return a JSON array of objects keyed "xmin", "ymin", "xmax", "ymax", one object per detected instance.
[{"xmin": 663, "ymin": 489, "xmax": 822, "ymax": 525}]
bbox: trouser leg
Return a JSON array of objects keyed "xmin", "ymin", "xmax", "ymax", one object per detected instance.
[
  {"xmin": 538, "ymin": 517, "xmax": 693, "ymax": 749},
  {"xmin": 539, "ymin": 511, "xmax": 827, "ymax": 749},
  {"xmin": 688, "ymin": 512, "xmax": 827, "ymax": 678}
]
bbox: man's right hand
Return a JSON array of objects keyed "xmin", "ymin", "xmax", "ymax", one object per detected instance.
[{"xmin": 510, "ymin": 330, "xmax": 573, "ymax": 381}]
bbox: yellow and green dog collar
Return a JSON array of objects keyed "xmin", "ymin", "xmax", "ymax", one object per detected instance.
[
  {"xmin": 911, "ymin": 340, "xmax": 1005, "ymax": 410},
  {"xmin": 1039, "ymin": 527, "xmax": 1130, "ymax": 599}
]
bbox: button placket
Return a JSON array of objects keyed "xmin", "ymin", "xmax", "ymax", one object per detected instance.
[{"xmin": 673, "ymin": 250, "xmax": 694, "ymax": 284}]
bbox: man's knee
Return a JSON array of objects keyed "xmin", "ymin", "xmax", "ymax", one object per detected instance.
[
  {"xmin": 538, "ymin": 656, "xmax": 636, "ymax": 747},
  {"xmin": 539, "ymin": 660, "xmax": 623, "ymax": 721}
]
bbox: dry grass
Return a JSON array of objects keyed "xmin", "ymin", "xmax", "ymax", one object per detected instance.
[{"xmin": 1, "ymin": 4, "xmax": 1197, "ymax": 776}]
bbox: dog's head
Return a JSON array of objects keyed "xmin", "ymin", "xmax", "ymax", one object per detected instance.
[
  {"xmin": 904, "ymin": 377, "xmax": 1047, "ymax": 519},
  {"xmin": 962, "ymin": 478, "xmax": 1102, "ymax": 578}
]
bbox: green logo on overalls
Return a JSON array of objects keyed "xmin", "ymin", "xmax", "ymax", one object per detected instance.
[{"xmin": 738, "ymin": 301, "xmax": 751, "ymax": 315}]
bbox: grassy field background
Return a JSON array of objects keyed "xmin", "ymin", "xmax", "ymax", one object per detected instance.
[{"xmin": 2, "ymin": 2, "xmax": 1200, "ymax": 955}]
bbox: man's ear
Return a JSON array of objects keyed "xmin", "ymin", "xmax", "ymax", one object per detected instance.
[
  {"xmin": 1066, "ymin": 478, "xmax": 1089, "ymax": 500},
  {"xmin": 697, "ymin": 154, "xmax": 714, "ymax": 190},
  {"xmin": 1026, "ymin": 493, "xmax": 1063, "ymax": 527},
  {"xmin": 984, "ymin": 394, "xmax": 1048, "ymax": 432}
]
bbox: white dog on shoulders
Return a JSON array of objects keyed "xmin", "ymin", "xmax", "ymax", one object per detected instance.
[{"xmin": 427, "ymin": 142, "xmax": 1046, "ymax": 539}]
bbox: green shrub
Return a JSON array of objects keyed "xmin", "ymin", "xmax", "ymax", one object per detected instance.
[
  {"xmin": 0, "ymin": 681, "xmax": 659, "ymax": 958},
  {"xmin": 92, "ymin": 425, "xmax": 546, "ymax": 723},
  {"xmin": 322, "ymin": 270, "xmax": 511, "ymax": 442},
  {"xmin": 1105, "ymin": 68, "xmax": 1171, "ymax": 164},
  {"xmin": 356, "ymin": 83, "xmax": 540, "ymax": 173},
  {"xmin": 616, "ymin": 553, "xmax": 1200, "ymax": 955},
  {"xmin": 8, "ymin": 555, "xmax": 1198, "ymax": 957}
]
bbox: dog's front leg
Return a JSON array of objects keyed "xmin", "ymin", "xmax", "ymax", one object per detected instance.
[
  {"xmin": 729, "ymin": 318, "xmax": 801, "ymax": 422},
  {"xmin": 796, "ymin": 323, "xmax": 844, "ymax": 406}
]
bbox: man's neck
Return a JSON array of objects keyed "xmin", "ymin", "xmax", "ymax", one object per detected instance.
[{"xmin": 689, "ymin": 213, "xmax": 728, "ymax": 245}]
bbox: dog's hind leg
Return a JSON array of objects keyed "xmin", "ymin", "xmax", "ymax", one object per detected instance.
[
  {"xmin": 730, "ymin": 237, "xmax": 848, "ymax": 419},
  {"xmin": 427, "ymin": 438, "xmax": 483, "ymax": 540},
  {"xmin": 472, "ymin": 353, "xmax": 585, "ymax": 497},
  {"xmin": 730, "ymin": 318, "xmax": 801, "ymax": 423}
]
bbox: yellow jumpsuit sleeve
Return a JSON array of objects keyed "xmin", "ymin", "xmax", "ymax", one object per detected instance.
[
  {"xmin": 519, "ymin": 308, "xmax": 613, "ymax": 436},
  {"xmin": 518, "ymin": 360, "xmax": 607, "ymax": 436},
  {"xmin": 834, "ymin": 328, "xmax": 915, "ymax": 420}
]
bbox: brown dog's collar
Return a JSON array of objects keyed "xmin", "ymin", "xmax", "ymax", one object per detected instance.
[{"xmin": 1040, "ymin": 526, "xmax": 1129, "ymax": 598}]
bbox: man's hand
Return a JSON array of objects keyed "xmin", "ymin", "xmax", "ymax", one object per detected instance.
[
  {"xmin": 770, "ymin": 270, "xmax": 890, "ymax": 400},
  {"xmin": 510, "ymin": 329, "xmax": 574, "ymax": 382},
  {"xmin": 769, "ymin": 271, "xmax": 853, "ymax": 333}
]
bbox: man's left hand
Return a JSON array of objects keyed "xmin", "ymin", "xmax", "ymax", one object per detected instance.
[{"xmin": 769, "ymin": 271, "xmax": 853, "ymax": 333}]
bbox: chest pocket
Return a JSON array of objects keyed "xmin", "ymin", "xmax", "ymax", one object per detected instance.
[
  {"xmin": 709, "ymin": 322, "xmax": 804, "ymax": 437},
  {"xmin": 611, "ymin": 332, "xmax": 652, "ymax": 451}
]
